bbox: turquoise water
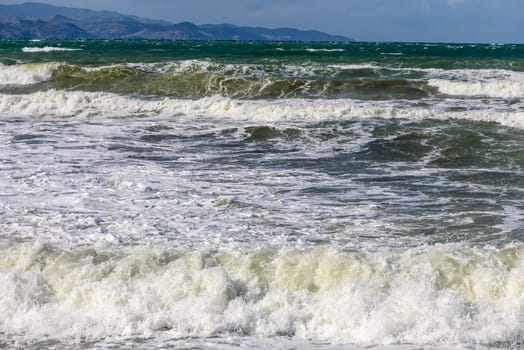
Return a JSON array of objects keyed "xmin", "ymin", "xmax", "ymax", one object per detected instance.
[{"xmin": 0, "ymin": 40, "xmax": 523, "ymax": 349}]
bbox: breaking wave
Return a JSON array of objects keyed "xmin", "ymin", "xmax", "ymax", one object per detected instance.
[
  {"xmin": 429, "ymin": 79, "xmax": 524, "ymax": 98},
  {"xmin": 1, "ymin": 242, "xmax": 523, "ymax": 346},
  {"xmin": 2, "ymin": 60, "xmax": 523, "ymax": 100},
  {"xmin": 0, "ymin": 63, "xmax": 58, "ymax": 86},
  {"xmin": 0, "ymin": 90, "xmax": 523, "ymax": 128}
]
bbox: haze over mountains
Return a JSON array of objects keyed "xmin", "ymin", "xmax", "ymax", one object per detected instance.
[{"xmin": 0, "ymin": 2, "xmax": 352, "ymax": 41}]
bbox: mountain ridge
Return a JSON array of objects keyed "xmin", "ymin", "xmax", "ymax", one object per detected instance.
[{"xmin": 0, "ymin": 2, "xmax": 353, "ymax": 41}]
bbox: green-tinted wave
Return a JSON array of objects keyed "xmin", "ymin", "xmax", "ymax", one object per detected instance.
[
  {"xmin": 2, "ymin": 40, "xmax": 523, "ymax": 99},
  {"xmin": 14, "ymin": 63, "xmax": 429, "ymax": 99}
]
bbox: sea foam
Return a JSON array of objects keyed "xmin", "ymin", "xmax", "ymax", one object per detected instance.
[
  {"xmin": 22, "ymin": 46, "xmax": 82, "ymax": 53},
  {"xmin": 0, "ymin": 242, "xmax": 522, "ymax": 346},
  {"xmin": 429, "ymin": 78, "xmax": 524, "ymax": 98},
  {"xmin": 0, "ymin": 63, "xmax": 57, "ymax": 86},
  {"xmin": 0, "ymin": 90, "xmax": 523, "ymax": 128}
]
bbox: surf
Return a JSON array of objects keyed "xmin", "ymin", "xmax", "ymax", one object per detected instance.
[{"xmin": 1, "ymin": 241, "xmax": 523, "ymax": 346}]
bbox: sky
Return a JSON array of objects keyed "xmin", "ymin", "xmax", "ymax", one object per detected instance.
[{"xmin": 1, "ymin": 0, "xmax": 523, "ymax": 43}]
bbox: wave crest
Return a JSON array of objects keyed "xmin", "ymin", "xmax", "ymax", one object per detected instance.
[
  {"xmin": 0, "ymin": 91, "xmax": 523, "ymax": 129},
  {"xmin": 0, "ymin": 63, "xmax": 58, "ymax": 86},
  {"xmin": 429, "ymin": 78, "xmax": 524, "ymax": 98},
  {"xmin": 1, "ymin": 242, "xmax": 523, "ymax": 345}
]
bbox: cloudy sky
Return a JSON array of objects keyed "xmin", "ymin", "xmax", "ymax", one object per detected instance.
[{"xmin": 1, "ymin": 0, "xmax": 523, "ymax": 43}]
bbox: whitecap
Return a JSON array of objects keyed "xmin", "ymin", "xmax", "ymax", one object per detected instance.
[
  {"xmin": 0, "ymin": 90, "xmax": 523, "ymax": 129},
  {"xmin": 0, "ymin": 63, "xmax": 58, "ymax": 86},
  {"xmin": 22, "ymin": 46, "xmax": 82, "ymax": 53},
  {"xmin": 306, "ymin": 48, "xmax": 345, "ymax": 52},
  {"xmin": 0, "ymin": 242, "xmax": 522, "ymax": 346},
  {"xmin": 429, "ymin": 78, "xmax": 524, "ymax": 98}
]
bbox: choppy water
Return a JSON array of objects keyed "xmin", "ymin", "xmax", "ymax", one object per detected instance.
[{"xmin": 0, "ymin": 40, "xmax": 524, "ymax": 349}]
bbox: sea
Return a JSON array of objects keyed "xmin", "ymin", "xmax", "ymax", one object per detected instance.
[{"xmin": 0, "ymin": 40, "xmax": 523, "ymax": 350}]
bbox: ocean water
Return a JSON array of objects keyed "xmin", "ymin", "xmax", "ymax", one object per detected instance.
[{"xmin": 0, "ymin": 40, "xmax": 524, "ymax": 349}]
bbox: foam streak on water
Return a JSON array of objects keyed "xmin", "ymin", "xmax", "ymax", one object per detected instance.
[{"xmin": 21, "ymin": 46, "xmax": 82, "ymax": 52}]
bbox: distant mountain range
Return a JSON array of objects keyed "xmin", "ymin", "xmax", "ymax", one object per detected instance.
[{"xmin": 0, "ymin": 2, "xmax": 352, "ymax": 41}]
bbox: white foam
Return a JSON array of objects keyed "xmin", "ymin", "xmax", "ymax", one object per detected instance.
[
  {"xmin": 0, "ymin": 242, "xmax": 522, "ymax": 346},
  {"xmin": 327, "ymin": 63, "xmax": 381, "ymax": 70},
  {"xmin": 0, "ymin": 63, "xmax": 57, "ymax": 86},
  {"xmin": 22, "ymin": 46, "xmax": 82, "ymax": 53},
  {"xmin": 429, "ymin": 78, "xmax": 524, "ymax": 98},
  {"xmin": 127, "ymin": 60, "xmax": 320, "ymax": 78},
  {"xmin": 125, "ymin": 59, "xmax": 387, "ymax": 80},
  {"xmin": 0, "ymin": 90, "xmax": 523, "ymax": 128},
  {"xmin": 378, "ymin": 67, "xmax": 524, "ymax": 99},
  {"xmin": 306, "ymin": 48, "xmax": 345, "ymax": 53}
]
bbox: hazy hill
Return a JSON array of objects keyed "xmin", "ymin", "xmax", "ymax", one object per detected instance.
[{"xmin": 0, "ymin": 2, "xmax": 352, "ymax": 41}]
